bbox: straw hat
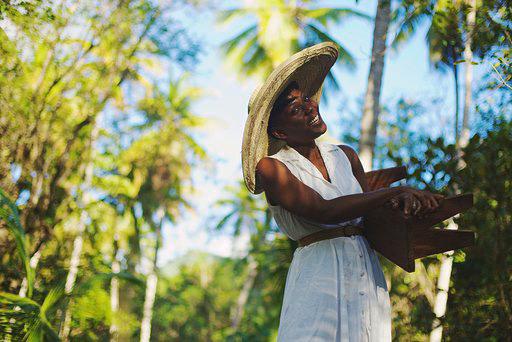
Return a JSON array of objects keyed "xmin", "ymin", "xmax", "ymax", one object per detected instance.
[{"xmin": 241, "ymin": 41, "xmax": 339, "ymax": 194}]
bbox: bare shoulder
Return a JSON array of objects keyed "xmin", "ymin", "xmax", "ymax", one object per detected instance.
[
  {"xmin": 337, "ymin": 144, "xmax": 358, "ymax": 162},
  {"xmin": 256, "ymin": 156, "xmax": 288, "ymax": 188},
  {"xmin": 256, "ymin": 157, "xmax": 279, "ymax": 181},
  {"xmin": 256, "ymin": 155, "xmax": 325, "ymax": 212},
  {"xmin": 256, "ymin": 156, "xmax": 292, "ymax": 206}
]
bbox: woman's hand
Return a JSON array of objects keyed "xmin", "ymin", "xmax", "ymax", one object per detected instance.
[{"xmin": 387, "ymin": 187, "xmax": 445, "ymax": 217}]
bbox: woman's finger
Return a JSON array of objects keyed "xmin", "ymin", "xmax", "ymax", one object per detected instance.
[
  {"xmin": 413, "ymin": 198, "xmax": 422, "ymax": 215},
  {"xmin": 433, "ymin": 193, "xmax": 445, "ymax": 202},
  {"xmin": 429, "ymin": 196, "xmax": 440, "ymax": 210},
  {"xmin": 403, "ymin": 195, "xmax": 412, "ymax": 215},
  {"xmin": 414, "ymin": 193, "xmax": 429, "ymax": 212},
  {"xmin": 413, "ymin": 193, "xmax": 430, "ymax": 212}
]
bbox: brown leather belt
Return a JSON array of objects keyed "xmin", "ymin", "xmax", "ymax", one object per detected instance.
[{"xmin": 298, "ymin": 225, "xmax": 365, "ymax": 247}]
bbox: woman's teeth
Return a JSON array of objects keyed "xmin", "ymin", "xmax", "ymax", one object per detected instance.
[{"xmin": 308, "ymin": 115, "xmax": 320, "ymax": 126}]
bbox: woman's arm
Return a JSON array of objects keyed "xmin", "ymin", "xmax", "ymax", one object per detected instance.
[
  {"xmin": 256, "ymin": 157, "xmax": 410, "ymax": 225},
  {"xmin": 336, "ymin": 144, "xmax": 445, "ymax": 216}
]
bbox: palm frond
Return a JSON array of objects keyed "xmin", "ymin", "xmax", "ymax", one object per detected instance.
[
  {"xmin": 0, "ymin": 188, "xmax": 34, "ymax": 298},
  {"xmin": 220, "ymin": 24, "xmax": 258, "ymax": 55},
  {"xmin": 390, "ymin": 3, "xmax": 430, "ymax": 51},
  {"xmin": 303, "ymin": 7, "xmax": 372, "ymax": 26},
  {"xmin": 304, "ymin": 23, "xmax": 356, "ymax": 70},
  {"xmin": 216, "ymin": 8, "xmax": 250, "ymax": 26},
  {"xmin": 214, "ymin": 209, "xmax": 237, "ymax": 231},
  {"xmin": 0, "ymin": 291, "xmax": 60, "ymax": 341}
]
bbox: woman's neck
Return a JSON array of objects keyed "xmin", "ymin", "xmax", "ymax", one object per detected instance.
[{"xmin": 288, "ymin": 140, "xmax": 318, "ymax": 160}]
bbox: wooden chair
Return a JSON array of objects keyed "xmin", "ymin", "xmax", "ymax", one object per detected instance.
[{"xmin": 363, "ymin": 166, "xmax": 476, "ymax": 272}]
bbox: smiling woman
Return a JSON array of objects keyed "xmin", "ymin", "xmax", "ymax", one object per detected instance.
[
  {"xmin": 242, "ymin": 42, "xmax": 444, "ymax": 341},
  {"xmin": 240, "ymin": 43, "xmax": 394, "ymax": 341}
]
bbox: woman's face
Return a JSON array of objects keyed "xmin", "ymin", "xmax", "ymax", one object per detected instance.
[{"xmin": 271, "ymin": 88, "xmax": 327, "ymax": 145}]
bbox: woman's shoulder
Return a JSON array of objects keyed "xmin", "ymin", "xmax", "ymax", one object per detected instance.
[
  {"xmin": 256, "ymin": 156, "xmax": 283, "ymax": 187},
  {"xmin": 338, "ymin": 143, "xmax": 355, "ymax": 156}
]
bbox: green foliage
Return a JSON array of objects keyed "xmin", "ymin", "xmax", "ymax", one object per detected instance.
[
  {"xmin": 150, "ymin": 252, "xmax": 243, "ymax": 341},
  {"xmin": 0, "ymin": 285, "xmax": 63, "ymax": 341},
  {"xmin": 0, "ymin": 0, "xmax": 510, "ymax": 340},
  {"xmin": 442, "ymin": 118, "xmax": 512, "ymax": 339},
  {"xmin": 0, "ymin": 189, "xmax": 34, "ymax": 298}
]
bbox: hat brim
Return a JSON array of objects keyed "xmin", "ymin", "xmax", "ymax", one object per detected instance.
[{"xmin": 242, "ymin": 42, "xmax": 339, "ymax": 194}]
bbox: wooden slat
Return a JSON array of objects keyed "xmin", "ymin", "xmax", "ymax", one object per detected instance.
[
  {"xmin": 364, "ymin": 206, "xmax": 414, "ymax": 272},
  {"xmin": 364, "ymin": 193, "xmax": 476, "ymax": 273},
  {"xmin": 406, "ymin": 194, "xmax": 474, "ymax": 231},
  {"xmin": 411, "ymin": 228, "xmax": 476, "ymax": 259}
]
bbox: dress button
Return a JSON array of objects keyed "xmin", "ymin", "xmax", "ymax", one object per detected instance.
[
  {"xmin": 359, "ymin": 253, "xmax": 363, "ymax": 258},
  {"xmin": 359, "ymin": 290, "xmax": 365, "ymax": 295},
  {"xmin": 360, "ymin": 271, "xmax": 365, "ymax": 277},
  {"xmin": 350, "ymin": 235, "xmax": 356, "ymax": 240}
]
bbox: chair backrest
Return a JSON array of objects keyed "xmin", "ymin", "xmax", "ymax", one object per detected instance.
[{"xmin": 363, "ymin": 166, "xmax": 476, "ymax": 272}]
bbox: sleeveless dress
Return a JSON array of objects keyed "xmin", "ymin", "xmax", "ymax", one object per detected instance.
[{"xmin": 267, "ymin": 140, "xmax": 392, "ymax": 341}]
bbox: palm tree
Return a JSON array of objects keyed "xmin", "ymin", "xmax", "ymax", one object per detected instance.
[
  {"xmin": 426, "ymin": 0, "xmax": 464, "ymax": 141},
  {"xmin": 212, "ymin": 180, "xmax": 272, "ymax": 331},
  {"xmin": 59, "ymin": 124, "xmax": 99, "ymax": 341},
  {"xmin": 430, "ymin": 1, "xmax": 476, "ymax": 340},
  {"xmin": 359, "ymin": 0, "xmax": 392, "ymax": 171},
  {"xmin": 218, "ymin": 0, "xmax": 371, "ymax": 97},
  {"xmin": 129, "ymin": 77, "xmax": 206, "ymax": 342}
]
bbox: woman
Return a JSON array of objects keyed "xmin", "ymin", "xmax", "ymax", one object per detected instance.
[{"xmin": 241, "ymin": 43, "xmax": 444, "ymax": 341}]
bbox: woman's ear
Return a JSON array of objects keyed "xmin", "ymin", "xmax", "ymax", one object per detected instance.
[{"xmin": 271, "ymin": 129, "xmax": 286, "ymax": 140}]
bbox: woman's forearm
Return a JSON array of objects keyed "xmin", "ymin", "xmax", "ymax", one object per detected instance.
[{"xmin": 313, "ymin": 186, "xmax": 406, "ymax": 224}]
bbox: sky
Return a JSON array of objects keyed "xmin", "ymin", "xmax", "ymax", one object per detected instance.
[{"xmin": 157, "ymin": 0, "xmax": 486, "ymax": 265}]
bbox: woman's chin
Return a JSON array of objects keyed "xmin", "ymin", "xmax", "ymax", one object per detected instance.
[
  {"xmin": 312, "ymin": 124, "xmax": 327, "ymax": 138},
  {"xmin": 317, "ymin": 122, "xmax": 327, "ymax": 133}
]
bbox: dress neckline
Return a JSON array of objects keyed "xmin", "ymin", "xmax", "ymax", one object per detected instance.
[{"xmin": 288, "ymin": 141, "xmax": 333, "ymax": 185}]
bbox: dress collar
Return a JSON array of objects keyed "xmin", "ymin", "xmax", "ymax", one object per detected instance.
[
  {"xmin": 279, "ymin": 140, "xmax": 340, "ymax": 190},
  {"xmin": 279, "ymin": 140, "xmax": 338, "ymax": 161}
]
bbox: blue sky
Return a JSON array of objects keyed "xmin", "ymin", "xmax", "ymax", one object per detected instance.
[{"xmin": 158, "ymin": 1, "xmax": 485, "ymax": 265}]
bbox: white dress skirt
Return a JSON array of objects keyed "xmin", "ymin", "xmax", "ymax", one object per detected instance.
[{"xmin": 267, "ymin": 141, "xmax": 392, "ymax": 341}]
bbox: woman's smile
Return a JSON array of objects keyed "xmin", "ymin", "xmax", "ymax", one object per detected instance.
[{"xmin": 307, "ymin": 114, "xmax": 320, "ymax": 126}]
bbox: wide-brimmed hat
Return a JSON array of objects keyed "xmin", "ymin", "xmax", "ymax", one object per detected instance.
[{"xmin": 241, "ymin": 41, "xmax": 339, "ymax": 194}]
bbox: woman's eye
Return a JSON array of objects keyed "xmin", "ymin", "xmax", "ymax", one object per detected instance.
[{"xmin": 304, "ymin": 96, "xmax": 310, "ymax": 102}]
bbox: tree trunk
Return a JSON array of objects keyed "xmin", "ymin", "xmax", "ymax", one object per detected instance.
[
  {"xmin": 230, "ymin": 215, "xmax": 269, "ymax": 331},
  {"xmin": 358, "ymin": 0, "xmax": 391, "ymax": 171},
  {"xmin": 430, "ymin": 1, "xmax": 476, "ymax": 341},
  {"xmin": 110, "ymin": 228, "xmax": 120, "ymax": 341},
  {"xmin": 231, "ymin": 254, "xmax": 258, "ymax": 330},
  {"xmin": 453, "ymin": 63, "xmax": 460, "ymax": 142},
  {"xmin": 140, "ymin": 207, "xmax": 164, "ymax": 342},
  {"xmin": 458, "ymin": 0, "xmax": 476, "ymax": 151},
  {"xmin": 59, "ymin": 125, "xmax": 98, "ymax": 341}
]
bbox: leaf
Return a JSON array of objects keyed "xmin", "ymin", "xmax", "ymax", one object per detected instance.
[
  {"xmin": 0, "ymin": 292, "xmax": 39, "ymax": 310},
  {"xmin": 0, "ymin": 189, "xmax": 34, "ymax": 297}
]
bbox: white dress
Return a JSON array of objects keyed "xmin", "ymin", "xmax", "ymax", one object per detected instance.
[{"xmin": 267, "ymin": 140, "xmax": 392, "ymax": 342}]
